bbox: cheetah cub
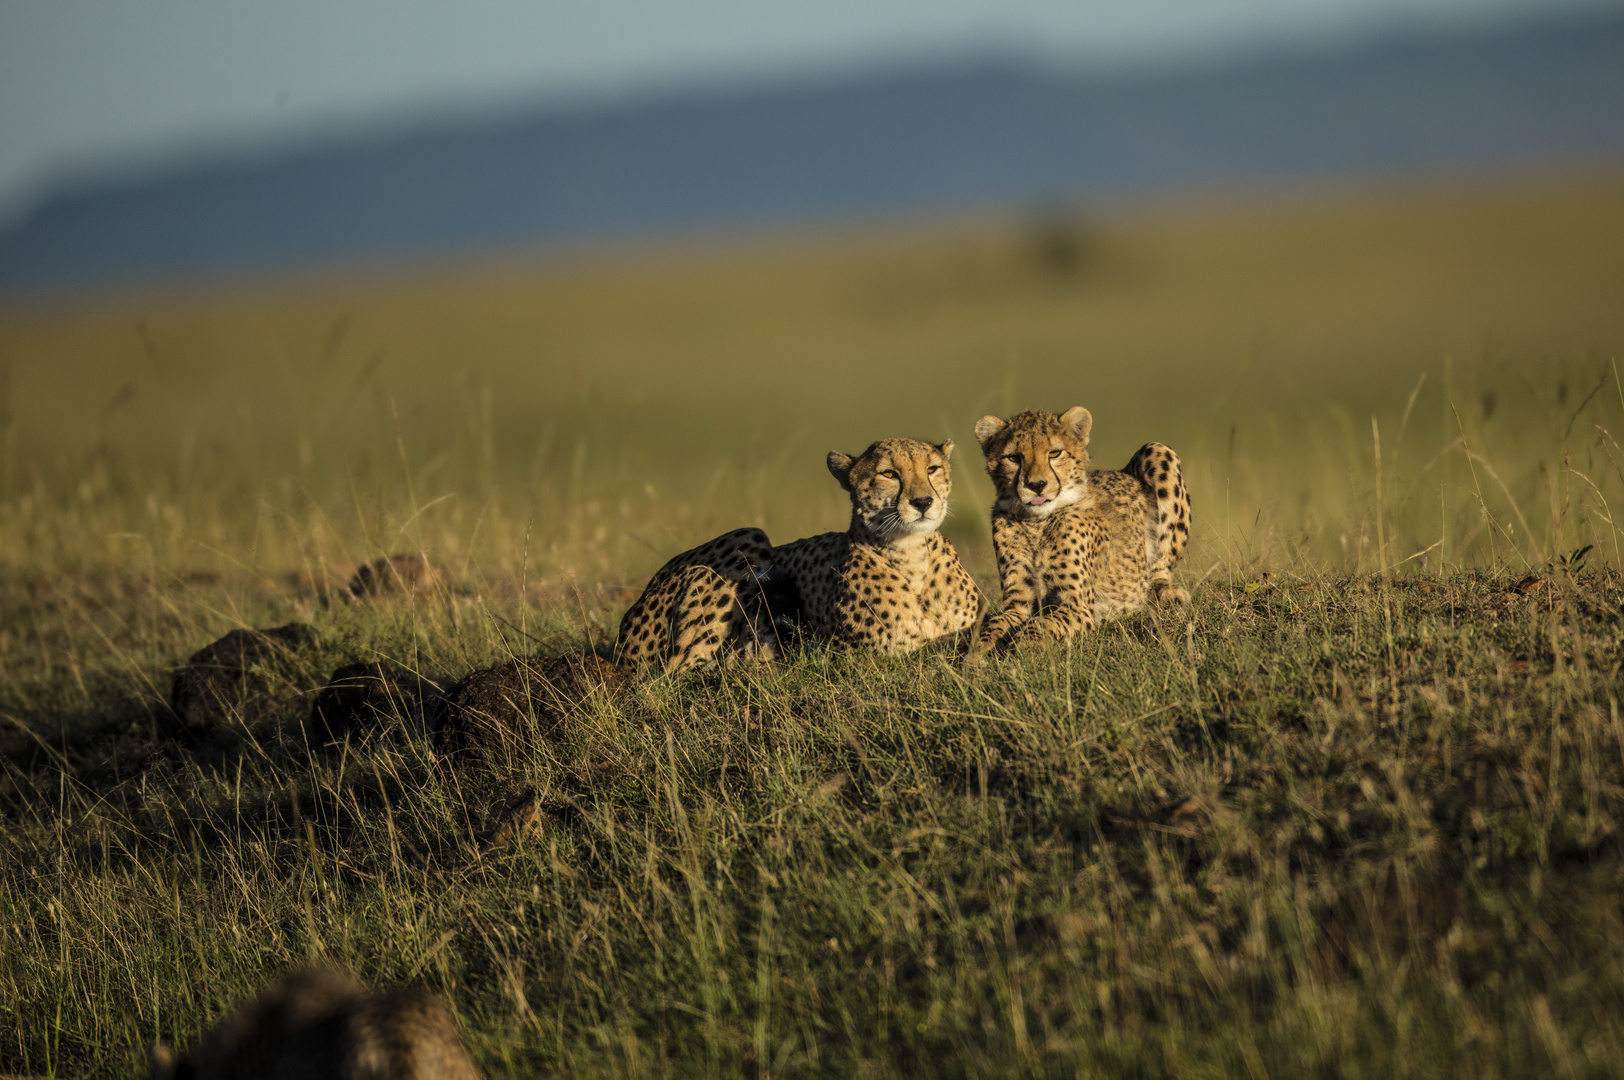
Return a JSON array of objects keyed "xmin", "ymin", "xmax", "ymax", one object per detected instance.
[
  {"xmin": 149, "ymin": 967, "xmax": 479, "ymax": 1080},
  {"xmin": 971, "ymin": 406, "xmax": 1190, "ymax": 656},
  {"xmin": 617, "ymin": 438, "xmax": 982, "ymax": 673}
]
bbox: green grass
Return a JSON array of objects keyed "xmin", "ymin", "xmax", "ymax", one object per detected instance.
[
  {"xmin": 6, "ymin": 569, "xmax": 1624, "ymax": 1077},
  {"xmin": 4, "ymin": 170, "xmax": 1624, "ymax": 1076}
]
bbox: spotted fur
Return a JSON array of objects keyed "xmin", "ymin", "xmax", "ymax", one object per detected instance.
[
  {"xmin": 971, "ymin": 406, "xmax": 1190, "ymax": 655},
  {"xmin": 616, "ymin": 438, "xmax": 982, "ymax": 673}
]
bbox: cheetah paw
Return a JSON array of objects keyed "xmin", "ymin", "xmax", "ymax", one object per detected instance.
[{"xmin": 1153, "ymin": 583, "xmax": 1190, "ymax": 605}]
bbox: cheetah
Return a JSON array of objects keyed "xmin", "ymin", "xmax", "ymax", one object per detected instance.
[
  {"xmin": 149, "ymin": 967, "xmax": 480, "ymax": 1080},
  {"xmin": 616, "ymin": 438, "xmax": 982, "ymax": 673},
  {"xmin": 970, "ymin": 406, "xmax": 1190, "ymax": 656}
]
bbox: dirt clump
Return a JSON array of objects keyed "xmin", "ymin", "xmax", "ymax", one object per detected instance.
[
  {"xmin": 169, "ymin": 623, "xmax": 316, "ymax": 735},
  {"xmin": 346, "ymin": 554, "xmax": 451, "ymax": 600},
  {"xmin": 433, "ymin": 653, "xmax": 627, "ymax": 768},
  {"xmin": 148, "ymin": 966, "xmax": 480, "ymax": 1080},
  {"xmin": 481, "ymin": 790, "xmax": 544, "ymax": 852},
  {"xmin": 306, "ymin": 661, "xmax": 428, "ymax": 748},
  {"xmin": 1165, "ymin": 797, "xmax": 1209, "ymax": 831},
  {"xmin": 1318, "ymin": 865, "xmax": 1470, "ymax": 976}
]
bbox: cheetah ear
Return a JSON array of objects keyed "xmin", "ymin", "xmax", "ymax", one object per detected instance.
[
  {"xmin": 826, "ymin": 451, "xmax": 856, "ymax": 492},
  {"xmin": 937, "ymin": 439, "xmax": 954, "ymax": 461},
  {"xmin": 1060, "ymin": 406, "xmax": 1092, "ymax": 446},
  {"xmin": 973, "ymin": 415, "xmax": 1006, "ymax": 451}
]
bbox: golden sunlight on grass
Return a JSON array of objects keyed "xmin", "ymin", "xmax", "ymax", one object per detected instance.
[
  {"xmin": 6, "ymin": 169, "xmax": 1624, "ymax": 1078},
  {"xmin": 5, "ymin": 169, "xmax": 1623, "ymax": 588}
]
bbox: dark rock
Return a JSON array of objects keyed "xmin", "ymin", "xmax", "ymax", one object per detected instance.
[
  {"xmin": 306, "ymin": 661, "xmax": 424, "ymax": 747},
  {"xmin": 346, "ymin": 554, "xmax": 450, "ymax": 600},
  {"xmin": 169, "ymin": 623, "xmax": 315, "ymax": 734},
  {"xmin": 433, "ymin": 653, "xmax": 627, "ymax": 768}
]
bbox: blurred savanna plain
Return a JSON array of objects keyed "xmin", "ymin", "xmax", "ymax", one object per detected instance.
[
  {"xmin": 8, "ymin": 167, "xmax": 1624, "ymax": 581},
  {"xmin": 5, "ymin": 169, "xmax": 1624, "ymax": 1076}
]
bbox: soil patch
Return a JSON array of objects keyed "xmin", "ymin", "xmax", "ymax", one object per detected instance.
[
  {"xmin": 168, "ymin": 623, "xmax": 316, "ymax": 735},
  {"xmin": 306, "ymin": 661, "xmax": 430, "ymax": 748},
  {"xmin": 346, "ymin": 554, "xmax": 450, "ymax": 600},
  {"xmin": 433, "ymin": 654, "xmax": 628, "ymax": 768}
]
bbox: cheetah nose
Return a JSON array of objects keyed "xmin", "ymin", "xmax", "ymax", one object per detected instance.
[
  {"xmin": 909, "ymin": 496, "xmax": 935, "ymax": 513},
  {"xmin": 1026, "ymin": 479, "xmax": 1047, "ymax": 493}
]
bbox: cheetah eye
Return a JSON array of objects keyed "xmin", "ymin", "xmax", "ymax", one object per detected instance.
[
  {"xmin": 1048, "ymin": 449, "xmax": 1063, "ymax": 459},
  {"xmin": 926, "ymin": 465, "xmax": 941, "ymax": 475},
  {"xmin": 880, "ymin": 470, "xmax": 899, "ymax": 480}
]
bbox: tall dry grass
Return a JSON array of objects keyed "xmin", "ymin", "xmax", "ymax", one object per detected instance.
[{"xmin": 1, "ymin": 169, "xmax": 1622, "ymax": 585}]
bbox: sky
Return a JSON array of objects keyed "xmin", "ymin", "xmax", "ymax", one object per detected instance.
[{"xmin": 0, "ymin": 0, "xmax": 1615, "ymax": 219}]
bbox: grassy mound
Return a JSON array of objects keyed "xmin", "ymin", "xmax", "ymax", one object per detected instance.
[{"xmin": 4, "ymin": 566, "xmax": 1622, "ymax": 1076}]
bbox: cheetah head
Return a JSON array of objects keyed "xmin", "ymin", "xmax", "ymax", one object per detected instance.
[
  {"xmin": 973, "ymin": 406, "xmax": 1092, "ymax": 518},
  {"xmin": 827, "ymin": 438, "xmax": 955, "ymax": 540}
]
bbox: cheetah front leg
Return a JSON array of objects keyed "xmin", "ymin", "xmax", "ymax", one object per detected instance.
[
  {"xmin": 1011, "ymin": 558, "xmax": 1098, "ymax": 649},
  {"xmin": 1001, "ymin": 527, "xmax": 1101, "ymax": 650},
  {"xmin": 974, "ymin": 606, "xmax": 1030, "ymax": 657},
  {"xmin": 1125, "ymin": 441, "xmax": 1191, "ymax": 605},
  {"xmin": 971, "ymin": 519, "xmax": 1039, "ymax": 657},
  {"xmin": 1012, "ymin": 603, "xmax": 1096, "ymax": 648}
]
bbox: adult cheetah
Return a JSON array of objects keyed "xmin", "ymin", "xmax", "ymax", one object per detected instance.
[
  {"xmin": 971, "ymin": 406, "xmax": 1189, "ymax": 656},
  {"xmin": 616, "ymin": 438, "xmax": 981, "ymax": 673}
]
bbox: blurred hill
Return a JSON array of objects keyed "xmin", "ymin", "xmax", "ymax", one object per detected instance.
[{"xmin": 2, "ymin": 7, "xmax": 1623, "ymax": 294}]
